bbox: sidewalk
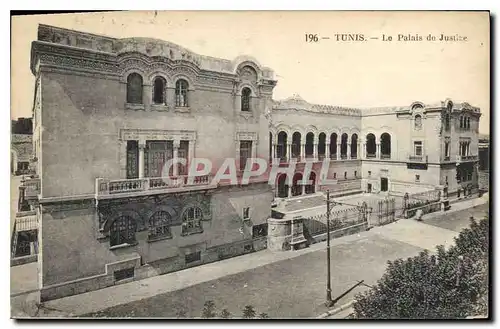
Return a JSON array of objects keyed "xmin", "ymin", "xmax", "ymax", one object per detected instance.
[{"xmin": 14, "ymin": 195, "xmax": 488, "ymax": 318}]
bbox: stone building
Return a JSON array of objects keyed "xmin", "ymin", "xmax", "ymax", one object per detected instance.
[
  {"xmin": 269, "ymin": 97, "xmax": 482, "ymax": 199},
  {"xmin": 27, "ymin": 24, "xmax": 482, "ymax": 302},
  {"xmin": 11, "ymin": 133, "xmax": 33, "ymax": 175},
  {"xmin": 30, "ymin": 24, "xmax": 276, "ymax": 301}
]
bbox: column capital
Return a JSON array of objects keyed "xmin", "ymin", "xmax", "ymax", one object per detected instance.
[
  {"xmin": 173, "ymin": 139, "xmax": 181, "ymax": 148},
  {"xmin": 138, "ymin": 139, "xmax": 146, "ymax": 148}
]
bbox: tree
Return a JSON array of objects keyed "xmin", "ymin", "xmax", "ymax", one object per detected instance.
[
  {"xmin": 259, "ymin": 312, "xmax": 270, "ymax": 319},
  {"xmin": 352, "ymin": 216, "xmax": 489, "ymax": 319},
  {"xmin": 242, "ymin": 305, "xmax": 256, "ymax": 319},
  {"xmin": 202, "ymin": 301, "xmax": 217, "ymax": 318}
]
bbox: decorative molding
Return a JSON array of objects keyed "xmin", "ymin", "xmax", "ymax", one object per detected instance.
[
  {"xmin": 119, "ymin": 129, "xmax": 197, "ymax": 142},
  {"xmin": 235, "ymin": 131, "xmax": 258, "ymax": 141}
]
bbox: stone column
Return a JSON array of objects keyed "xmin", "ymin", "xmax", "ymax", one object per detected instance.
[
  {"xmin": 325, "ymin": 143, "xmax": 330, "ymax": 159},
  {"xmin": 166, "ymin": 87, "xmax": 175, "ymax": 110},
  {"xmin": 188, "ymin": 140, "xmax": 195, "ymax": 171},
  {"xmin": 362, "ymin": 143, "xmax": 366, "ymax": 159},
  {"xmin": 143, "ymin": 84, "xmax": 152, "ymax": 110},
  {"xmin": 288, "ymin": 185, "xmax": 292, "ymax": 198},
  {"xmin": 301, "ymin": 183, "xmax": 306, "ymax": 195},
  {"xmin": 287, "ymin": 143, "xmax": 292, "ymax": 161},
  {"xmin": 337, "ymin": 144, "xmax": 341, "ymax": 160},
  {"xmin": 138, "ymin": 139, "xmax": 146, "ymax": 178},
  {"xmin": 173, "ymin": 139, "xmax": 180, "ymax": 176},
  {"xmin": 358, "ymin": 143, "xmax": 361, "ymax": 159},
  {"xmin": 376, "ymin": 143, "xmax": 380, "ymax": 159},
  {"xmin": 119, "ymin": 141, "xmax": 127, "ymax": 178},
  {"xmin": 313, "ymin": 143, "xmax": 318, "ymax": 161},
  {"xmin": 252, "ymin": 140, "xmax": 258, "ymax": 159},
  {"xmin": 272, "ymin": 144, "xmax": 277, "ymax": 161},
  {"xmin": 300, "ymin": 143, "xmax": 306, "ymax": 161},
  {"xmin": 347, "ymin": 143, "xmax": 351, "ymax": 160}
]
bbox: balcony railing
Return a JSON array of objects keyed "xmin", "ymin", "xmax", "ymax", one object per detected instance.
[
  {"xmin": 408, "ymin": 155, "xmax": 428, "ymax": 163},
  {"xmin": 459, "ymin": 155, "xmax": 478, "ymax": 162},
  {"xmin": 96, "ymin": 174, "xmax": 214, "ymax": 197},
  {"xmin": 380, "ymin": 154, "xmax": 391, "ymax": 159},
  {"xmin": 15, "ymin": 211, "xmax": 38, "ymax": 232},
  {"xmin": 366, "ymin": 153, "xmax": 376, "ymax": 159},
  {"xmin": 340, "ymin": 154, "xmax": 348, "ymax": 160},
  {"xmin": 330, "ymin": 154, "xmax": 337, "ymax": 160}
]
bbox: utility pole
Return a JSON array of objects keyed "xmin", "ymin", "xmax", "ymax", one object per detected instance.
[{"xmin": 325, "ymin": 190, "xmax": 334, "ymax": 307}]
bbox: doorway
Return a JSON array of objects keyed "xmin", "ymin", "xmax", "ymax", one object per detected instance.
[
  {"xmin": 380, "ymin": 178, "xmax": 388, "ymax": 192},
  {"xmin": 367, "ymin": 183, "xmax": 372, "ymax": 193}
]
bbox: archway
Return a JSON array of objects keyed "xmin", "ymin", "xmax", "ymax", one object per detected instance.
[
  {"xmin": 292, "ymin": 172, "xmax": 303, "ymax": 196},
  {"xmin": 305, "ymin": 172, "xmax": 316, "ymax": 194},
  {"xmin": 277, "ymin": 174, "xmax": 288, "ymax": 198}
]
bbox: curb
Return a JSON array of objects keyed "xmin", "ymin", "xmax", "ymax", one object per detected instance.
[{"xmin": 316, "ymin": 300, "xmax": 355, "ymax": 319}]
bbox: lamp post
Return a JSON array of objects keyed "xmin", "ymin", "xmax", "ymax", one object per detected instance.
[{"xmin": 325, "ymin": 189, "xmax": 334, "ymax": 307}]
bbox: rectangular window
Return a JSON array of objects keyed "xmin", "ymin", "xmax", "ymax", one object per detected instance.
[
  {"xmin": 126, "ymin": 141, "xmax": 139, "ymax": 179},
  {"xmin": 178, "ymin": 141, "xmax": 189, "ymax": 175},
  {"xmin": 344, "ymin": 172, "xmax": 347, "ymax": 179},
  {"xmin": 354, "ymin": 171, "xmax": 357, "ymax": 177},
  {"xmin": 239, "ymin": 141, "xmax": 252, "ymax": 171},
  {"xmin": 333, "ymin": 173, "xmax": 337, "ymax": 179},
  {"xmin": 414, "ymin": 141, "xmax": 423, "ymax": 156},
  {"xmin": 445, "ymin": 142, "xmax": 450, "ymax": 158},
  {"xmin": 368, "ymin": 171, "xmax": 371, "ymax": 177},
  {"xmin": 114, "ymin": 267, "xmax": 135, "ymax": 282},
  {"xmin": 185, "ymin": 251, "xmax": 201, "ymax": 264},
  {"xmin": 243, "ymin": 207, "xmax": 250, "ymax": 220},
  {"xmin": 415, "ymin": 175, "xmax": 420, "ymax": 182},
  {"xmin": 145, "ymin": 141, "xmax": 173, "ymax": 177}
]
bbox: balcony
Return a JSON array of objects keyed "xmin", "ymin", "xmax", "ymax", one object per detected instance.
[
  {"xmin": 408, "ymin": 155, "xmax": 428, "ymax": 163},
  {"xmin": 458, "ymin": 155, "xmax": 478, "ymax": 162},
  {"xmin": 96, "ymin": 174, "xmax": 216, "ymax": 199},
  {"xmin": 21, "ymin": 177, "xmax": 40, "ymax": 200}
]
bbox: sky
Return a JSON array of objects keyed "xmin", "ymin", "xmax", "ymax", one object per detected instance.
[{"xmin": 11, "ymin": 11, "xmax": 490, "ymax": 133}]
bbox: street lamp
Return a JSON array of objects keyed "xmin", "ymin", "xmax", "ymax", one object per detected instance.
[{"xmin": 325, "ymin": 189, "xmax": 334, "ymax": 307}]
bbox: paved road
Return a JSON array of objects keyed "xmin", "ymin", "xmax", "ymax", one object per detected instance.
[
  {"xmin": 86, "ymin": 234, "xmax": 423, "ymax": 318},
  {"xmin": 423, "ymin": 204, "xmax": 488, "ymax": 233}
]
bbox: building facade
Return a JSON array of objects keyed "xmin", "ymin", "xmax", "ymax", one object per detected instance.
[
  {"xmin": 30, "ymin": 25, "xmax": 276, "ymax": 301},
  {"xmin": 269, "ymin": 97, "xmax": 482, "ymax": 200},
  {"xmin": 26, "ymin": 25, "xmax": 482, "ymax": 302}
]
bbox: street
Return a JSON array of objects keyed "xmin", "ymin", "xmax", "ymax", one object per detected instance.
[{"xmin": 83, "ymin": 203, "xmax": 488, "ymax": 319}]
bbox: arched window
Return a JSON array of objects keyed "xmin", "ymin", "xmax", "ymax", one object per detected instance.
[
  {"xmin": 380, "ymin": 133, "xmax": 391, "ymax": 159},
  {"xmin": 241, "ymin": 87, "xmax": 251, "ymax": 111},
  {"xmin": 351, "ymin": 134, "xmax": 358, "ymax": 159},
  {"xmin": 181, "ymin": 206, "xmax": 203, "ymax": 235},
  {"xmin": 110, "ymin": 215, "xmax": 136, "ymax": 246},
  {"xmin": 305, "ymin": 133, "xmax": 314, "ymax": 158},
  {"xmin": 366, "ymin": 134, "xmax": 376, "ymax": 158},
  {"xmin": 460, "ymin": 116, "xmax": 464, "ymax": 128},
  {"xmin": 148, "ymin": 211, "xmax": 172, "ymax": 240},
  {"xmin": 414, "ymin": 115, "xmax": 422, "ymax": 130},
  {"xmin": 175, "ymin": 79, "xmax": 189, "ymax": 107},
  {"xmin": 340, "ymin": 133, "xmax": 348, "ymax": 159},
  {"xmin": 277, "ymin": 131, "xmax": 288, "ymax": 160},
  {"xmin": 153, "ymin": 76, "xmax": 166, "ymax": 104},
  {"xmin": 329, "ymin": 133, "xmax": 337, "ymax": 159},
  {"xmin": 318, "ymin": 133, "xmax": 326, "ymax": 159},
  {"xmin": 126, "ymin": 73, "xmax": 143, "ymax": 104},
  {"xmin": 292, "ymin": 132, "xmax": 301, "ymax": 159},
  {"xmin": 467, "ymin": 117, "xmax": 471, "ymax": 130},
  {"xmin": 445, "ymin": 113, "xmax": 451, "ymax": 131}
]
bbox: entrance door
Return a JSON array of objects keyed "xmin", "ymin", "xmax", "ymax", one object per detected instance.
[
  {"xmin": 380, "ymin": 178, "xmax": 388, "ymax": 192},
  {"xmin": 367, "ymin": 183, "xmax": 372, "ymax": 193}
]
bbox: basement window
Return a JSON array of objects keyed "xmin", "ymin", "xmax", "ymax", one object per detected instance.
[
  {"xmin": 114, "ymin": 267, "xmax": 135, "ymax": 282},
  {"xmin": 185, "ymin": 251, "xmax": 201, "ymax": 264}
]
